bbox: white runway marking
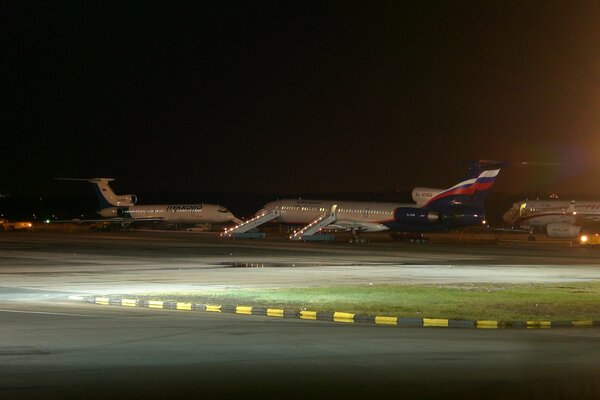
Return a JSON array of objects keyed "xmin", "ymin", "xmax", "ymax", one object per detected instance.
[{"xmin": 0, "ymin": 309, "xmax": 102, "ymax": 317}]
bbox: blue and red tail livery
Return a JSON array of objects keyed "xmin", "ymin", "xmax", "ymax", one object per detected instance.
[{"xmin": 425, "ymin": 161, "xmax": 504, "ymax": 210}]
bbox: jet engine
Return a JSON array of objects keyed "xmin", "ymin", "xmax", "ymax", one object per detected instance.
[
  {"xmin": 546, "ymin": 223, "xmax": 581, "ymax": 238},
  {"xmin": 99, "ymin": 207, "xmax": 119, "ymax": 218},
  {"xmin": 437, "ymin": 205, "xmax": 486, "ymax": 227},
  {"xmin": 394, "ymin": 208, "xmax": 439, "ymax": 224}
]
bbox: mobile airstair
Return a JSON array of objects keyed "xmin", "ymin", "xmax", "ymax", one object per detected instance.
[
  {"xmin": 289, "ymin": 204, "xmax": 337, "ymax": 241},
  {"xmin": 221, "ymin": 210, "xmax": 280, "ymax": 239}
]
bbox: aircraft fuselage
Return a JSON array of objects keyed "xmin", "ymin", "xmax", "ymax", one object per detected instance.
[
  {"xmin": 99, "ymin": 204, "xmax": 237, "ymax": 224},
  {"xmin": 260, "ymin": 199, "xmax": 485, "ymax": 233}
]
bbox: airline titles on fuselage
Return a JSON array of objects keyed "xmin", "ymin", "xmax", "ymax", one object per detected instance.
[
  {"xmin": 118, "ymin": 205, "xmax": 204, "ymax": 216},
  {"xmin": 124, "ymin": 209, "xmax": 161, "ymax": 214},
  {"xmin": 166, "ymin": 205, "xmax": 203, "ymax": 212}
]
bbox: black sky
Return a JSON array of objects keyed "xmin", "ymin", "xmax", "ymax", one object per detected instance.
[{"xmin": 2, "ymin": 1, "xmax": 600, "ymax": 197}]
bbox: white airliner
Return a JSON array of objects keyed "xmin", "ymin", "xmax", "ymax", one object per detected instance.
[
  {"xmin": 57, "ymin": 178, "xmax": 241, "ymax": 226},
  {"xmin": 223, "ymin": 161, "xmax": 503, "ymax": 242},
  {"xmin": 503, "ymin": 199, "xmax": 600, "ymax": 238}
]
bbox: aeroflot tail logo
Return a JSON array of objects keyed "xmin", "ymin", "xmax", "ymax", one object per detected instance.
[{"xmin": 426, "ymin": 169, "xmax": 500, "ymax": 205}]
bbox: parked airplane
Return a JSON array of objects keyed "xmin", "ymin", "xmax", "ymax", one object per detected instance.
[
  {"xmin": 56, "ymin": 178, "xmax": 241, "ymax": 226},
  {"xmin": 223, "ymin": 160, "xmax": 504, "ymax": 242},
  {"xmin": 503, "ymin": 199, "xmax": 600, "ymax": 238}
]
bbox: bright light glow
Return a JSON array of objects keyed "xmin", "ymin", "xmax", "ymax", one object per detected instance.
[{"xmin": 580, "ymin": 235, "xmax": 588, "ymax": 243}]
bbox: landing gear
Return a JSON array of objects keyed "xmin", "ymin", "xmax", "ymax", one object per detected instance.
[
  {"xmin": 349, "ymin": 229, "xmax": 370, "ymax": 245},
  {"xmin": 349, "ymin": 236, "xmax": 370, "ymax": 245},
  {"xmin": 390, "ymin": 232, "xmax": 430, "ymax": 244}
]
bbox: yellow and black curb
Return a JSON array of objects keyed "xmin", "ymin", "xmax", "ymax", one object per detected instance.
[{"xmin": 86, "ymin": 297, "xmax": 599, "ymax": 329}]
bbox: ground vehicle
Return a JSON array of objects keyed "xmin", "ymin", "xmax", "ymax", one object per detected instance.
[
  {"xmin": 579, "ymin": 233, "xmax": 600, "ymax": 246},
  {"xmin": 0, "ymin": 220, "xmax": 33, "ymax": 231}
]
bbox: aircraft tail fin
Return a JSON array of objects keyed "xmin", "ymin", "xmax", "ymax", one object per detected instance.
[
  {"xmin": 424, "ymin": 161, "xmax": 504, "ymax": 209},
  {"xmin": 56, "ymin": 178, "xmax": 136, "ymax": 208}
]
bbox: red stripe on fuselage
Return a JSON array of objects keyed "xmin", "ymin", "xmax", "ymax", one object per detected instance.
[{"xmin": 425, "ymin": 181, "xmax": 494, "ymax": 205}]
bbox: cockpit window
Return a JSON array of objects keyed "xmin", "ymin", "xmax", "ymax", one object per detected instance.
[{"xmin": 218, "ymin": 207, "xmax": 229, "ymax": 213}]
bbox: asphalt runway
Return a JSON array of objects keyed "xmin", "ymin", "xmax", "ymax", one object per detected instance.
[
  {"xmin": 2, "ymin": 231, "xmax": 600, "ymax": 296},
  {"xmin": 2, "ymin": 231, "xmax": 600, "ymax": 399}
]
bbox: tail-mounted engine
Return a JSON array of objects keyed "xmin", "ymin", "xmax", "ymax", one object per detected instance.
[
  {"xmin": 99, "ymin": 207, "xmax": 119, "ymax": 217},
  {"xmin": 394, "ymin": 208, "xmax": 440, "ymax": 224},
  {"xmin": 98, "ymin": 207, "xmax": 128, "ymax": 218},
  {"xmin": 116, "ymin": 194, "xmax": 137, "ymax": 206}
]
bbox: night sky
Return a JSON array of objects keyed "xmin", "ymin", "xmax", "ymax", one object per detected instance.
[{"xmin": 3, "ymin": 2, "xmax": 600, "ymax": 198}]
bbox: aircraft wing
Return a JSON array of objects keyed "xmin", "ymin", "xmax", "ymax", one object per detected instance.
[
  {"xmin": 487, "ymin": 226, "xmax": 532, "ymax": 234},
  {"xmin": 325, "ymin": 220, "xmax": 389, "ymax": 233}
]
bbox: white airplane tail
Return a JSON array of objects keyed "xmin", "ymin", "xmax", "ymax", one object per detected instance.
[{"xmin": 56, "ymin": 178, "xmax": 137, "ymax": 208}]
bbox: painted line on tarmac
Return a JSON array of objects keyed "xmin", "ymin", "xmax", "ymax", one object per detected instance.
[
  {"xmin": 82, "ymin": 297, "xmax": 600, "ymax": 329},
  {"xmin": 0, "ymin": 308, "xmax": 103, "ymax": 317}
]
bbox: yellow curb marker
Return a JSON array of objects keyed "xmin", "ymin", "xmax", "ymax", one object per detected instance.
[
  {"xmin": 476, "ymin": 320, "xmax": 499, "ymax": 329},
  {"xmin": 176, "ymin": 302, "xmax": 192, "ymax": 311},
  {"xmin": 375, "ymin": 316, "xmax": 398, "ymax": 325},
  {"xmin": 267, "ymin": 308, "xmax": 284, "ymax": 317},
  {"xmin": 236, "ymin": 306, "xmax": 253, "ymax": 315},
  {"xmin": 206, "ymin": 305, "xmax": 222, "ymax": 313},
  {"xmin": 423, "ymin": 318, "xmax": 449, "ymax": 327},
  {"xmin": 121, "ymin": 299, "xmax": 138, "ymax": 307},
  {"xmin": 95, "ymin": 297, "xmax": 109, "ymax": 305},
  {"xmin": 572, "ymin": 320, "xmax": 593, "ymax": 326},
  {"xmin": 527, "ymin": 321, "xmax": 551, "ymax": 328},
  {"xmin": 147, "ymin": 301, "xmax": 164, "ymax": 309},
  {"xmin": 333, "ymin": 312, "xmax": 355, "ymax": 323},
  {"xmin": 300, "ymin": 310, "xmax": 317, "ymax": 320}
]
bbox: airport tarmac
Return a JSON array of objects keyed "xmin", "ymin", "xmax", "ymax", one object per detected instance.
[
  {"xmin": 1, "ymin": 231, "xmax": 600, "ymax": 399},
  {"xmin": 0, "ymin": 231, "xmax": 599, "ymax": 297},
  {"xmin": 2, "ymin": 296, "xmax": 600, "ymax": 400}
]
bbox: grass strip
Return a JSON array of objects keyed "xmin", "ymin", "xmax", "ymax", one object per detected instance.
[{"xmin": 114, "ymin": 282, "xmax": 600, "ymax": 321}]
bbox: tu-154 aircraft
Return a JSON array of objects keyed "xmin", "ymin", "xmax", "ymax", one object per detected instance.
[
  {"xmin": 56, "ymin": 178, "xmax": 241, "ymax": 227},
  {"xmin": 503, "ymin": 199, "xmax": 600, "ymax": 238},
  {"xmin": 223, "ymin": 160, "xmax": 503, "ymax": 243}
]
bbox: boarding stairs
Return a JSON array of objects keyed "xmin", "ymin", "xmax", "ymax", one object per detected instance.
[
  {"xmin": 221, "ymin": 210, "xmax": 280, "ymax": 238},
  {"xmin": 289, "ymin": 204, "xmax": 338, "ymax": 241}
]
